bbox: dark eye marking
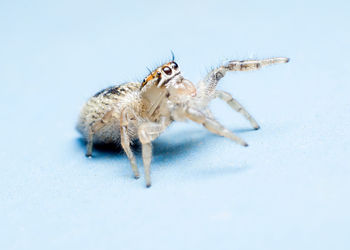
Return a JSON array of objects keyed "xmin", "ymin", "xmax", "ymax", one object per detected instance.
[
  {"xmin": 171, "ymin": 62, "xmax": 178, "ymax": 69},
  {"xmin": 163, "ymin": 66, "xmax": 172, "ymax": 75}
]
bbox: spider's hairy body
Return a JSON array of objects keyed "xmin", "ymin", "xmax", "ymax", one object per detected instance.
[
  {"xmin": 77, "ymin": 57, "xmax": 289, "ymax": 187},
  {"xmin": 77, "ymin": 82, "xmax": 143, "ymax": 144}
]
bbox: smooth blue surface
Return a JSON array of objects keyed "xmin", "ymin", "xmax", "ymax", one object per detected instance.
[{"xmin": 1, "ymin": 1, "xmax": 349, "ymax": 249}]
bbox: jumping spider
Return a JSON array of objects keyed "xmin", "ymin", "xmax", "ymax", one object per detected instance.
[{"xmin": 77, "ymin": 56, "xmax": 289, "ymax": 187}]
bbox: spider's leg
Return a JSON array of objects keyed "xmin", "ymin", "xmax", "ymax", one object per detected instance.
[
  {"xmin": 86, "ymin": 126, "xmax": 94, "ymax": 157},
  {"xmin": 215, "ymin": 90, "xmax": 260, "ymax": 130},
  {"xmin": 185, "ymin": 107, "xmax": 248, "ymax": 147},
  {"xmin": 199, "ymin": 57, "xmax": 289, "ymax": 98},
  {"xmin": 141, "ymin": 142, "xmax": 152, "ymax": 188},
  {"xmin": 86, "ymin": 110, "xmax": 114, "ymax": 157},
  {"xmin": 138, "ymin": 117, "xmax": 170, "ymax": 187},
  {"xmin": 223, "ymin": 57, "xmax": 289, "ymax": 72},
  {"xmin": 120, "ymin": 109, "xmax": 140, "ymax": 179}
]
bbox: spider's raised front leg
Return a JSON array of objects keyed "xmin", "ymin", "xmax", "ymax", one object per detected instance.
[
  {"xmin": 138, "ymin": 117, "xmax": 170, "ymax": 187},
  {"xmin": 198, "ymin": 57, "xmax": 289, "ymax": 98},
  {"xmin": 185, "ymin": 107, "xmax": 248, "ymax": 147},
  {"xmin": 86, "ymin": 110, "xmax": 114, "ymax": 157},
  {"xmin": 215, "ymin": 90, "xmax": 260, "ymax": 130},
  {"xmin": 120, "ymin": 109, "xmax": 140, "ymax": 179}
]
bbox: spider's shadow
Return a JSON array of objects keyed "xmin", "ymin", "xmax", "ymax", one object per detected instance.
[
  {"xmin": 75, "ymin": 127, "xmax": 257, "ymax": 182},
  {"xmin": 75, "ymin": 130, "xmax": 207, "ymax": 159},
  {"xmin": 75, "ymin": 127, "xmax": 256, "ymax": 162}
]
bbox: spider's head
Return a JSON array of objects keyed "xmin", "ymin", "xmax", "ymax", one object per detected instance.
[
  {"xmin": 140, "ymin": 60, "xmax": 197, "ymax": 117},
  {"xmin": 141, "ymin": 61, "xmax": 181, "ymax": 90},
  {"xmin": 140, "ymin": 61, "xmax": 196, "ymax": 99}
]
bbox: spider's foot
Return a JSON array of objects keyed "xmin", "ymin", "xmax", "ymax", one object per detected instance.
[
  {"xmin": 251, "ymin": 121, "xmax": 260, "ymax": 130},
  {"xmin": 253, "ymin": 125, "xmax": 260, "ymax": 130},
  {"xmin": 238, "ymin": 139, "xmax": 248, "ymax": 147}
]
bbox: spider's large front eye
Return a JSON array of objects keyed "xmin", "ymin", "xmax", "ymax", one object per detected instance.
[
  {"xmin": 163, "ymin": 66, "xmax": 172, "ymax": 75},
  {"xmin": 171, "ymin": 62, "xmax": 178, "ymax": 69}
]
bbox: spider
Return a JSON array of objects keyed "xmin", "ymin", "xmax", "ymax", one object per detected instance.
[{"xmin": 77, "ymin": 56, "xmax": 289, "ymax": 187}]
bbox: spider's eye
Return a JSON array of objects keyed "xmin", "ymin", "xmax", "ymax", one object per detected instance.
[
  {"xmin": 171, "ymin": 62, "xmax": 178, "ymax": 69},
  {"xmin": 163, "ymin": 66, "xmax": 172, "ymax": 75}
]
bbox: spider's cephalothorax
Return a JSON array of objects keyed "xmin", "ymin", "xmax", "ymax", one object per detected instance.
[
  {"xmin": 141, "ymin": 61, "xmax": 181, "ymax": 89},
  {"xmin": 77, "ymin": 57, "xmax": 289, "ymax": 187}
]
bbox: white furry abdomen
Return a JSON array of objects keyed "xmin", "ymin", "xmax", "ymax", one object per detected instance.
[{"xmin": 76, "ymin": 83, "xmax": 142, "ymax": 144}]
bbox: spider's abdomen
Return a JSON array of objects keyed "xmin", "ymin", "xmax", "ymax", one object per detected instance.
[{"xmin": 77, "ymin": 82, "xmax": 142, "ymax": 144}]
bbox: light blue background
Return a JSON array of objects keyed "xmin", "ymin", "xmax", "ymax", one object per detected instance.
[{"xmin": 1, "ymin": 0, "xmax": 349, "ymax": 249}]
